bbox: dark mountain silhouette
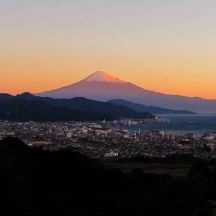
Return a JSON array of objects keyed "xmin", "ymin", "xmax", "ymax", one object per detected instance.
[
  {"xmin": 0, "ymin": 93, "xmax": 13, "ymax": 101},
  {"xmin": 0, "ymin": 137, "xmax": 210, "ymax": 215},
  {"xmin": 0, "ymin": 93, "xmax": 154, "ymax": 121},
  {"xmin": 109, "ymin": 99, "xmax": 195, "ymax": 114}
]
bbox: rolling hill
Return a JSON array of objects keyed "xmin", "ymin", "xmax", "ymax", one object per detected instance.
[
  {"xmin": 109, "ymin": 99, "xmax": 195, "ymax": 115},
  {"xmin": 0, "ymin": 93, "xmax": 154, "ymax": 121}
]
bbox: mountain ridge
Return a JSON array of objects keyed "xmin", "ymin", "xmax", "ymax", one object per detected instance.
[
  {"xmin": 38, "ymin": 71, "xmax": 216, "ymax": 113},
  {"xmin": 0, "ymin": 93, "xmax": 154, "ymax": 121},
  {"xmin": 109, "ymin": 99, "xmax": 195, "ymax": 115}
]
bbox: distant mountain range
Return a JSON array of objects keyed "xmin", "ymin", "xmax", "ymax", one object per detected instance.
[
  {"xmin": 109, "ymin": 99, "xmax": 195, "ymax": 115},
  {"xmin": 0, "ymin": 93, "xmax": 154, "ymax": 121},
  {"xmin": 38, "ymin": 71, "xmax": 216, "ymax": 113}
]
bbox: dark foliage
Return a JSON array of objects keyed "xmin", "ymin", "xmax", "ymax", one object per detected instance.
[
  {"xmin": 116, "ymin": 154, "xmax": 202, "ymax": 164},
  {"xmin": 0, "ymin": 137, "xmax": 213, "ymax": 215}
]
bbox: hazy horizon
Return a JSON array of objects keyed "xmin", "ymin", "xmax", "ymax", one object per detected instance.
[
  {"xmin": 1, "ymin": 0, "xmax": 216, "ymax": 99},
  {"xmin": 1, "ymin": 70, "xmax": 215, "ymax": 101}
]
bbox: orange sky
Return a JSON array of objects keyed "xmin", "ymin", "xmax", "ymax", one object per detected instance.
[{"xmin": 1, "ymin": 0, "xmax": 216, "ymax": 99}]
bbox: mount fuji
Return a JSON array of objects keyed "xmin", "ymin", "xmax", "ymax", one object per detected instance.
[{"xmin": 38, "ymin": 71, "xmax": 216, "ymax": 113}]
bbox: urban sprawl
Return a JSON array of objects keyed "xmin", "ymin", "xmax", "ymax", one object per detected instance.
[{"xmin": 0, "ymin": 119, "xmax": 216, "ymax": 160}]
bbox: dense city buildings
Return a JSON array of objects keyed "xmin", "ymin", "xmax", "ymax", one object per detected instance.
[{"xmin": 0, "ymin": 119, "xmax": 216, "ymax": 160}]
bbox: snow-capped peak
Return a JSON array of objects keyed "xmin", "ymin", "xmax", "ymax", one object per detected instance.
[{"xmin": 83, "ymin": 71, "xmax": 125, "ymax": 83}]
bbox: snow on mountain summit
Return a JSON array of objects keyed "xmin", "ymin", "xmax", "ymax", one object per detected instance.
[
  {"xmin": 38, "ymin": 70, "xmax": 216, "ymax": 112},
  {"xmin": 83, "ymin": 71, "xmax": 125, "ymax": 83}
]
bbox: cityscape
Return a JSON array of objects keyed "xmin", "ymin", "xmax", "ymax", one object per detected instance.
[
  {"xmin": 1, "ymin": 0, "xmax": 216, "ymax": 215},
  {"xmin": 1, "ymin": 120, "xmax": 216, "ymax": 160}
]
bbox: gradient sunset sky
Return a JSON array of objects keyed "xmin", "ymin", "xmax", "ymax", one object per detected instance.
[{"xmin": 0, "ymin": 0, "xmax": 216, "ymax": 99}]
